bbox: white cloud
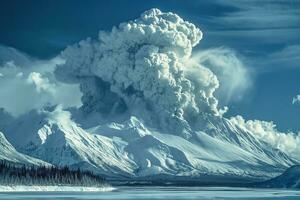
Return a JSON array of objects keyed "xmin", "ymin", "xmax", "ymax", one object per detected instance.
[
  {"xmin": 254, "ymin": 45, "xmax": 300, "ymax": 73},
  {"xmin": 27, "ymin": 72, "xmax": 56, "ymax": 94},
  {"xmin": 292, "ymin": 95, "xmax": 300, "ymax": 104},
  {"xmin": 0, "ymin": 47, "xmax": 82, "ymax": 116},
  {"xmin": 230, "ymin": 115, "xmax": 300, "ymax": 161}
]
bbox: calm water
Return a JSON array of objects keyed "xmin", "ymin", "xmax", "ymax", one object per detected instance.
[{"xmin": 1, "ymin": 187, "xmax": 300, "ymax": 200}]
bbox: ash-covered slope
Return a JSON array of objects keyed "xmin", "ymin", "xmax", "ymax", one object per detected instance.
[
  {"xmin": 0, "ymin": 131, "xmax": 48, "ymax": 166},
  {"xmin": 257, "ymin": 165, "xmax": 300, "ymax": 188}
]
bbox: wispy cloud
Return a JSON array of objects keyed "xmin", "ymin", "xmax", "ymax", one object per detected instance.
[
  {"xmin": 191, "ymin": 47, "xmax": 252, "ymax": 104},
  {"xmin": 213, "ymin": 0, "xmax": 300, "ymax": 30},
  {"xmin": 193, "ymin": 0, "xmax": 300, "ymax": 72},
  {"xmin": 250, "ymin": 44, "xmax": 300, "ymax": 74}
]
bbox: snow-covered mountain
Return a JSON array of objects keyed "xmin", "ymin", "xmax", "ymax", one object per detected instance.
[
  {"xmin": 0, "ymin": 131, "xmax": 48, "ymax": 166},
  {"xmin": 2, "ymin": 107, "xmax": 296, "ymax": 182},
  {"xmin": 0, "ymin": 9, "xmax": 298, "ymax": 184},
  {"xmin": 257, "ymin": 165, "xmax": 300, "ymax": 188}
]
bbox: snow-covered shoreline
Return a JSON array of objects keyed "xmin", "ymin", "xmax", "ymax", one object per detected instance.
[{"xmin": 0, "ymin": 185, "xmax": 116, "ymax": 192}]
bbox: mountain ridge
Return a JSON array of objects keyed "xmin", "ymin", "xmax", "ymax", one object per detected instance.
[
  {"xmin": 0, "ymin": 131, "xmax": 49, "ymax": 166},
  {"xmin": 1, "ymin": 107, "xmax": 297, "ymax": 182}
]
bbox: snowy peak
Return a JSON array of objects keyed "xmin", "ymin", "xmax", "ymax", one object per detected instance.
[
  {"xmin": 3, "ymin": 107, "xmax": 297, "ymax": 182},
  {"xmin": 3, "ymin": 109, "xmax": 135, "ymax": 176}
]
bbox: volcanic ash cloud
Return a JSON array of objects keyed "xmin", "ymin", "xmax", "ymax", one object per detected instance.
[{"xmin": 55, "ymin": 9, "xmax": 224, "ymax": 134}]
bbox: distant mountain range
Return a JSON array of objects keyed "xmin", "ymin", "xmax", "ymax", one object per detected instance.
[{"xmin": 0, "ymin": 107, "xmax": 297, "ymax": 184}]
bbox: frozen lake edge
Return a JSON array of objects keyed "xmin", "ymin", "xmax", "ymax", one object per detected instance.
[
  {"xmin": 0, "ymin": 185, "xmax": 116, "ymax": 192},
  {"xmin": 0, "ymin": 186, "xmax": 300, "ymax": 200}
]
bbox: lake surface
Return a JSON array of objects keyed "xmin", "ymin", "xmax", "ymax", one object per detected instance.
[{"xmin": 1, "ymin": 186, "xmax": 300, "ymax": 200}]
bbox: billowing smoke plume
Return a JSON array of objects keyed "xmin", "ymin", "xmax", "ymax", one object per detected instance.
[{"xmin": 55, "ymin": 9, "xmax": 225, "ymax": 133}]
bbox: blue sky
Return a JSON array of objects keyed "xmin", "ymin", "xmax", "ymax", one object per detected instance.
[{"xmin": 0, "ymin": 0, "xmax": 299, "ymax": 131}]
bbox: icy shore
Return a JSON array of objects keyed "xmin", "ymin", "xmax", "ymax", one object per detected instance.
[{"xmin": 0, "ymin": 185, "xmax": 115, "ymax": 192}]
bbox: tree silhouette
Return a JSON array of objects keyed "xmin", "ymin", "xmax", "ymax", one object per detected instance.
[{"xmin": 0, "ymin": 160, "xmax": 106, "ymax": 186}]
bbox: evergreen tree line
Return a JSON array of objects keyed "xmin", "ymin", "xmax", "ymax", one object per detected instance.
[{"xmin": 0, "ymin": 160, "xmax": 106, "ymax": 186}]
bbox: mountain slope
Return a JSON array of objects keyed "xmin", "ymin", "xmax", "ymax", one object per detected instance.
[
  {"xmin": 3, "ymin": 108, "xmax": 297, "ymax": 182},
  {"xmin": 3, "ymin": 109, "xmax": 135, "ymax": 177},
  {"xmin": 0, "ymin": 131, "xmax": 49, "ymax": 166},
  {"xmin": 257, "ymin": 165, "xmax": 300, "ymax": 188}
]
